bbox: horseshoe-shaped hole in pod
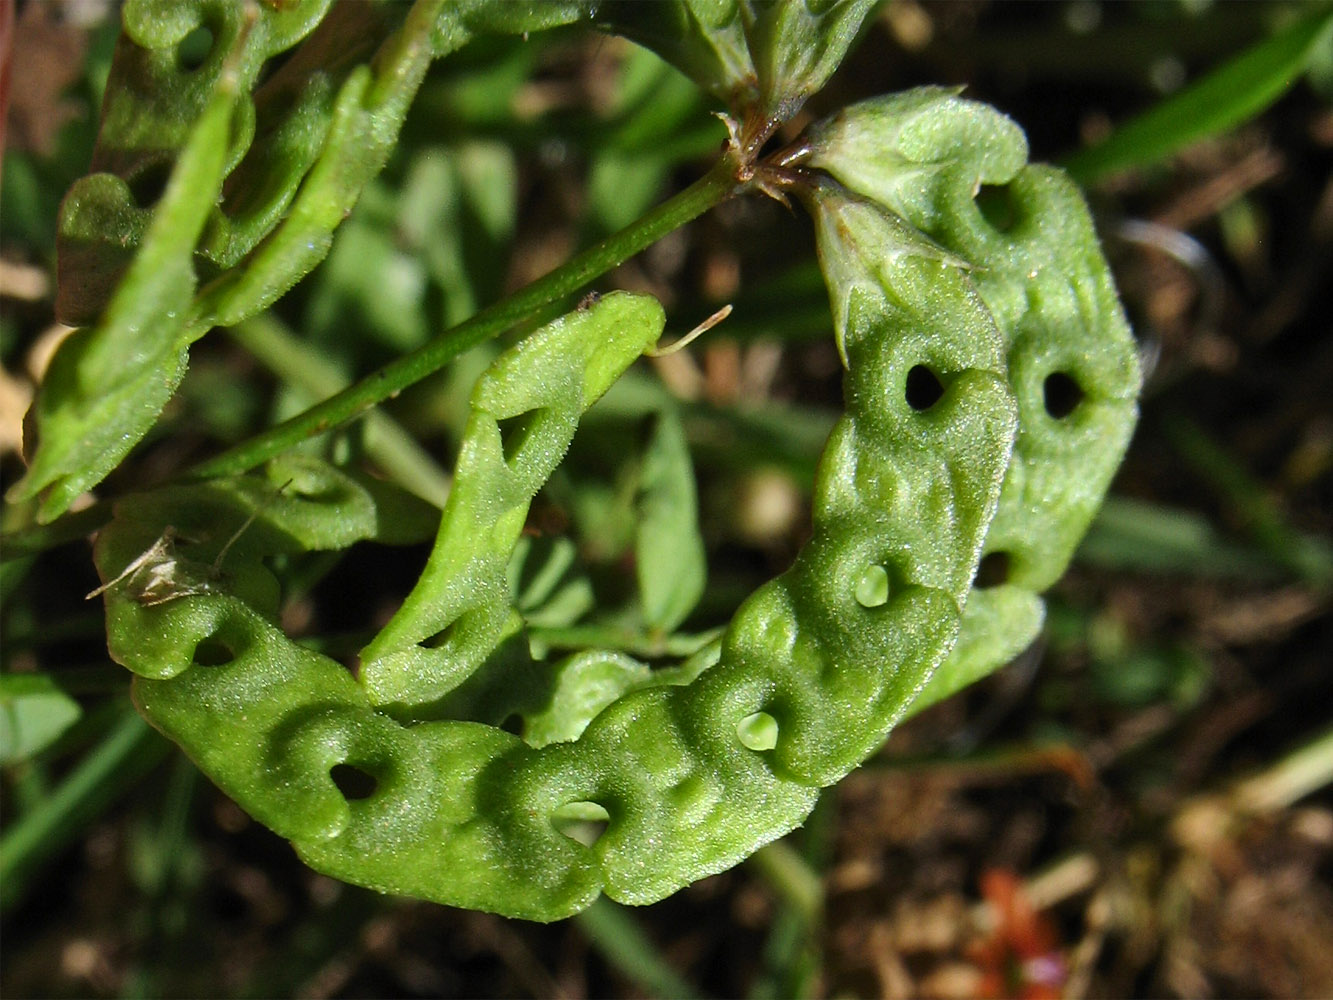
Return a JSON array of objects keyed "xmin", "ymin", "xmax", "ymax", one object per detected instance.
[
  {"xmin": 254, "ymin": 44, "xmax": 301, "ymax": 88},
  {"xmin": 329, "ymin": 763, "xmax": 378, "ymax": 802},
  {"xmin": 854, "ymin": 564, "xmax": 891, "ymax": 608},
  {"xmin": 423, "ymin": 617, "xmax": 459, "ymax": 650},
  {"xmin": 495, "ymin": 409, "xmax": 550, "ymax": 469},
  {"xmin": 127, "ymin": 158, "xmax": 175, "ymax": 209},
  {"xmin": 736, "ymin": 711, "xmax": 779, "ymax": 752},
  {"xmin": 905, "ymin": 364, "xmax": 946, "ymax": 411},
  {"xmin": 551, "ymin": 800, "xmax": 610, "ymax": 847},
  {"xmin": 191, "ymin": 635, "xmax": 236, "ymax": 667},
  {"xmin": 1042, "ymin": 371, "xmax": 1085, "ymax": 419},
  {"xmin": 175, "ymin": 23, "xmax": 214, "ymax": 71},
  {"xmin": 973, "ymin": 551, "xmax": 1011, "ymax": 589},
  {"xmin": 975, "ymin": 183, "xmax": 1019, "ymax": 232}
]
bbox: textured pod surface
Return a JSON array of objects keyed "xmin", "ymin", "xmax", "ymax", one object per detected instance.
[
  {"xmin": 92, "ymin": 242, "xmax": 1019, "ymax": 918},
  {"xmin": 85, "ymin": 81, "xmax": 1136, "ymax": 920},
  {"xmin": 359, "ymin": 292, "xmax": 667, "ymax": 710},
  {"xmin": 808, "ymin": 88, "xmax": 1141, "ymax": 706}
]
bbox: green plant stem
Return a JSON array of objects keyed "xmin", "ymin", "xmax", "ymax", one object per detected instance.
[
  {"xmin": 527, "ymin": 623, "xmax": 724, "ymax": 659},
  {"xmin": 865, "ymin": 741, "xmax": 1094, "ymax": 784},
  {"xmin": 747, "ymin": 792, "xmax": 834, "ymax": 1000},
  {"xmin": 748, "ymin": 840, "xmax": 824, "ymax": 926},
  {"xmin": 122, "ymin": 756, "xmax": 199, "ymax": 1000},
  {"xmin": 0, "ymin": 158, "xmax": 740, "ymax": 559},
  {"xmin": 226, "ymin": 314, "xmax": 453, "ymax": 508},
  {"xmin": 189, "ymin": 158, "xmax": 741, "ymax": 481}
]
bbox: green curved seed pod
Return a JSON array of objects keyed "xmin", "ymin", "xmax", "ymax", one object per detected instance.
[
  {"xmin": 93, "ymin": 223, "xmax": 1017, "ymax": 917},
  {"xmin": 358, "ymin": 291, "xmax": 666, "ymax": 712},
  {"xmin": 807, "ymin": 87, "xmax": 1141, "ymax": 693},
  {"xmin": 809, "ymin": 88, "xmax": 1140, "ymax": 588},
  {"xmin": 510, "ymin": 223, "xmax": 1019, "ymax": 892},
  {"xmin": 97, "ymin": 457, "xmax": 435, "ymax": 680},
  {"xmin": 82, "ymin": 82, "xmax": 1137, "ymax": 922},
  {"xmin": 715, "ymin": 185, "xmax": 1018, "ymax": 784},
  {"xmin": 121, "ymin": 187, "xmax": 1013, "ymax": 915},
  {"xmin": 905, "ymin": 585, "xmax": 1046, "ymax": 718}
]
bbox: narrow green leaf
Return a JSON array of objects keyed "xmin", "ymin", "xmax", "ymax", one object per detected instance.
[
  {"xmin": 1065, "ymin": 7, "xmax": 1333, "ymax": 183},
  {"xmin": 636, "ymin": 408, "xmax": 708, "ymax": 632},
  {"xmin": 11, "ymin": 79, "xmax": 235, "ymax": 520},
  {"xmin": 1164, "ymin": 417, "xmax": 1333, "ymax": 588},
  {"xmin": 1077, "ymin": 497, "xmax": 1295, "ymax": 580},
  {"xmin": 509, "ymin": 537, "xmax": 595, "ymax": 630}
]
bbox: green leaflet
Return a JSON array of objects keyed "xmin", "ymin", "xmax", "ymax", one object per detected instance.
[
  {"xmin": 636, "ymin": 407, "xmax": 708, "ymax": 633},
  {"xmin": 16, "ymin": 0, "xmax": 876, "ymax": 523},
  {"xmin": 55, "ymin": 0, "xmax": 339, "ymax": 325},
  {"xmin": 55, "ymin": 0, "xmax": 599, "ymax": 321},
  {"xmin": 17, "ymin": 1, "xmax": 407, "ymax": 521},
  {"xmin": 10, "ymin": 85, "xmax": 234, "ymax": 522},
  {"xmin": 747, "ymin": 0, "xmax": 879, "ymax": 122},
  {"xmin": 594, "ymin": 0, "xmax": 755, "ymax": 110},
  {"xmin": 0, "ymin": 674, "xmax": 83, "ymax": 765}
]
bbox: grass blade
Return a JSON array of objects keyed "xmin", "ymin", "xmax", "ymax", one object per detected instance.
[
  {"xmin": 0, "ymin": 709, "xmax": 168, "ymax": 910},
  {"xmin": 1065, "ymin": 7, "xmax": 1333, "ymax": 184}
]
